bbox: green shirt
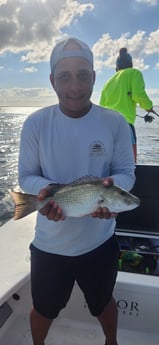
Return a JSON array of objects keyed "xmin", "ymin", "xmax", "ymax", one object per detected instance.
[{"xmin": 99, "ymin": 68, "xmax": 153, "ymax": 125}]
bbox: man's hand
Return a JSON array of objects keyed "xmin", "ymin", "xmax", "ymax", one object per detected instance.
[
  {"xmin": 38, "ymin": 184, "xmax": 65, "ymax": 221},
  {"xmin": 91, "ymin": 177, "xmax": 118, "ymax": 219}
]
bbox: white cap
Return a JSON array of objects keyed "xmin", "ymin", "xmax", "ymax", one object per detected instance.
[{"xmin": 50, "ymin": 37, "xmax": 93, "ymax": 73}]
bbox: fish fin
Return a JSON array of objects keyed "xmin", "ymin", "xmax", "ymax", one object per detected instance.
[
  {"xmin": 69, "ymin": 175, "xmax": 101, "ymax": 186},
  {"xmin": 10, "ymin": 191, "xmax": 37, "ymax": 220},
  {"xmin": 47, "ymin": 183, "xmax": 66, "ymax": 195}
]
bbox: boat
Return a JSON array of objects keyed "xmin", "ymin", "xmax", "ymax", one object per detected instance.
[{"xmin": 0, "ymin": 164, "xmax": 159, "ymax": 345}]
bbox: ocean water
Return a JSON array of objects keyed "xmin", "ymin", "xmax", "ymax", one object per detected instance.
[
  {"xmin": 0, "ymin": 106, "xmax": 159, "ymax": 226},
  {"xmin": 0, "ymin": 107, "xmax": 40, "ymax": 225}
]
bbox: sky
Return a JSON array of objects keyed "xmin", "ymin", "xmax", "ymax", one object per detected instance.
[{"xmin": 0, "ymin": 0, "xmax": 159, "ymax": 107}]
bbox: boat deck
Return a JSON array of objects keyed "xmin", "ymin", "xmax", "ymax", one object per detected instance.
[
  {"xmin": 29, "ymin": 322, "xmax": 159, "ymax": 345},
  {"xmin": 2, "ymin": 315, "xmax": 159, "ymax": 345},
  {"xmin": 1, "ymin": 280, "xmax": 159, "ymax": 345},
  {"xmin": 40, "ymin": 323, "xmax": 159, "ymax": 345}
]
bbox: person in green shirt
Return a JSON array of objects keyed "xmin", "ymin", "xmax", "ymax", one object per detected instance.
[{"xmin": 99, "ymin": 47, "xmax": 153, "ymax": 162}]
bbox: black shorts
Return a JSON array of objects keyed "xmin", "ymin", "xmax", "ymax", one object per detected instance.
[{"xmin": 30, "ymin": 234, "xmax": 120, "ymax": 319}]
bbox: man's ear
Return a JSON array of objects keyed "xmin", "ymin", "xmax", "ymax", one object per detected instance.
[
  {"xmin": 50, "ymin": 73, "xmax": 55, "ymax": 88},
  {"xmin": 93, "ymin": 71, "xmax": 96, "ymax": 85}
]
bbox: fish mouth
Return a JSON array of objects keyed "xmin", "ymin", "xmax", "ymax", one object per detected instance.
[
  {"xmin": 124, "ymin": 196, "xmax": 140, "ymax": 211},
  {"xmin": 135, "ymin": 196, "xmax": 140, "ymax": 206},
  {"xmin": 127, "ymin": 196, "xmax": 140, "ymax": 206},
  {"xmin": 131, "ymin": 197, "xmax": 140, "ymax": 209}
]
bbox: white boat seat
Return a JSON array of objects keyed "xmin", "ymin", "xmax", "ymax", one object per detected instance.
[{"xmin": 0, "ymin": 214, "xmax": 36, "ymax": 306}]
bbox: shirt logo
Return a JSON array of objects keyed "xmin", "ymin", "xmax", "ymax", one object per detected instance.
[{"xmin": 89, "ymin": 141, "xmax": 105, "ymax": 157}]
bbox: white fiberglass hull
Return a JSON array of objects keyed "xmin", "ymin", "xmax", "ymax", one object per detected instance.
[{"xmin": 0, "ymin": 215, "xmax": 159, "ymax": 345}]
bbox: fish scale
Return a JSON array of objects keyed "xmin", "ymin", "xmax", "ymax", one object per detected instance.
[
  {"xmin": 51, "ymin": 183, "xmax": 103, "ymax": 216},
  {"xmin": 53, "ymin": 183, "xmax": 102, "ymax": 205}
]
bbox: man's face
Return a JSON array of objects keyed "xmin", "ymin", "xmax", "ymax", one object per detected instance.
[{"xmin": 50, "ymin": 57, "xmax": 95, "ymax": 117}]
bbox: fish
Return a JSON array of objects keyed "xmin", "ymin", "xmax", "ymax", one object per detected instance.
[{"xmin": 10, "ymin": 177, "xmax": 140, "ymax": 220}]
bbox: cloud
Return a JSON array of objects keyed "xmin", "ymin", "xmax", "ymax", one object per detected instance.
[
  {"xmin": 92, "ymin": 30, "xmax": 159, "ymax": 71},
  {"xmin": 146, "ymin": 88, "xmax": 159, "ymax": 105},
  {"xmin": 0, "ymin": 0, "xmax": 158, "ymax": 71},
  {"xmin": 23, "ymin": 66, "xmax": 38, "ymax": 73},
  {"xmin": 0, "ymin": 0, "xmax": 7, "ymax": 4},
  {"xmin": 145, "ymin": 29, "xmax": 159, "ymax": 54},
  {"xmin": 0, "ymin": 0, "xmax": 94, "ymax": 63},
  {"xmin": 0, "ymin": 0, "xmax": 158, "ymax": 107},
  {"xmin": 135, "ymin": 0, "xmax": 159, "ymax": 5},
  {"xmin": 0, "ymin": 87, "xmax": 58, "ymax": 106}
]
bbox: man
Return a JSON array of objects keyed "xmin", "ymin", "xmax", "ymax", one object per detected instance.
[
  {"xmin": 18, "ymin": 37, "xmax": 136, "ymax": 345},
  {"xmin": 99, "ymin": 47, "xmax": 153, "ymax": 162}
]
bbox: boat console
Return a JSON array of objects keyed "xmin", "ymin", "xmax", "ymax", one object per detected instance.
[
  {"xmin": 114, "ymin": 165, "xmax": 159, "ymax": 334},
  {"xmin": 116, "ymin": 164, "xmax": 159, "ymax": 276}
]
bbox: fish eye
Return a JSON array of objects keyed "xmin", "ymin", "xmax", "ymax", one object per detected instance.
[{"xmin": 98, "ymin": 198, "xmax": 104, "ymax": 205}]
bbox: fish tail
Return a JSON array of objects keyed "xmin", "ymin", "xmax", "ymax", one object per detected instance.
[{"xmin": 10, "ymin": 191, "xmax": 37, "ymax": 220}]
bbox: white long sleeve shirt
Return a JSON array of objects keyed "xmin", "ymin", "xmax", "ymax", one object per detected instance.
[{"xmin": 18, "ymin": 103, "xmax": 135, "ymax": 256}]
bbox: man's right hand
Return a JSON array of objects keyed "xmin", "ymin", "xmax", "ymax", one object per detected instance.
[{"xmin": 38, "ymin": 184, "xmax": 65, "ymax": 221}]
